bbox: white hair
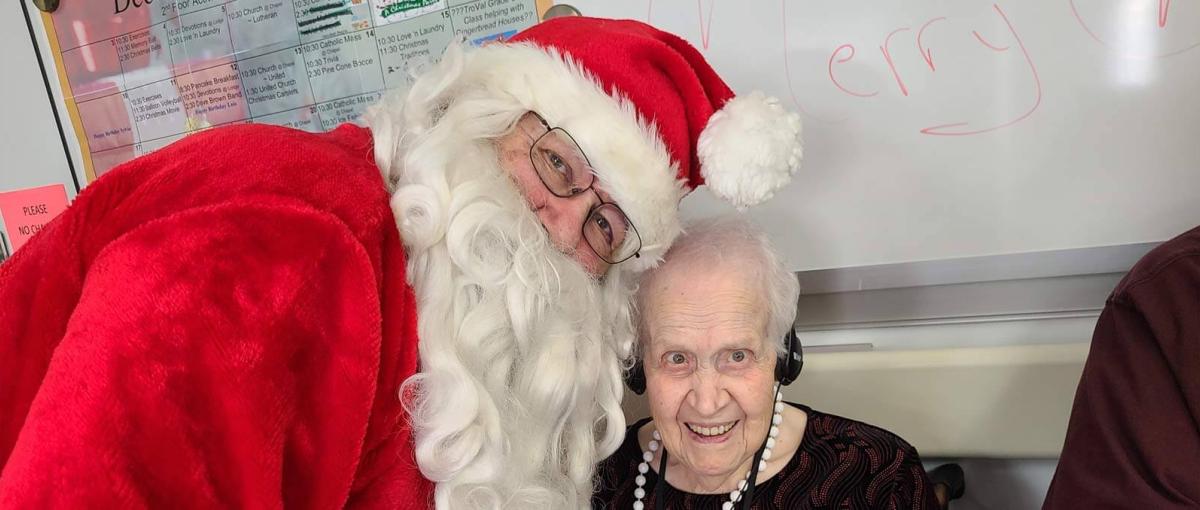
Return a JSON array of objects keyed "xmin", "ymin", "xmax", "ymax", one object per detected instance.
[
  {"xmin": 635, "ymin": 215, "xmax": 800, "ymax": 356},
  {"xmin": 363, "ymin": 44, "xmax": 637, "ymax": 509}
]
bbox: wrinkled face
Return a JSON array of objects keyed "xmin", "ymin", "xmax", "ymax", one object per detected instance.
[
  {"xmin": 494, "ymin": 112, "xmax": 623, "ymax": 278},
  {"xmin": 642, "ymin": 269, "xmax": 778, "ymax": 482}
]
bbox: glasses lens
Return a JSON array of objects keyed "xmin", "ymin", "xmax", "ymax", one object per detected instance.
[
  {"xmin": 583, "ymin": 203, "xmax": 641, "ymax": 263},
  {"xmin": 531, "ymin": 128, "xmax": 593, "ymax": 197}
]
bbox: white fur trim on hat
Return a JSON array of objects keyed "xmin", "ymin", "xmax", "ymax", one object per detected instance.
[{"xmin": 697, "ymin": 91, "xmax": 803, "ymax": 210}]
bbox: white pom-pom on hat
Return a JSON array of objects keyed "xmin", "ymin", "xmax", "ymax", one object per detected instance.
[{"xmin": 698, "ymin": 91, "xmax": 803, "ymax": 210}]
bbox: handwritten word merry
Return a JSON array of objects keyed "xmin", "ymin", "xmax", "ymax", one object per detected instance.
[{"xmin": 821, "ymin": 3, "xmax": 1042, "ymax": 136}]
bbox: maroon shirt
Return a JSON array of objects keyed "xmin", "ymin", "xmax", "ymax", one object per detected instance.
[
  {"xmin": 1044, "ymin": 226, "xmax": 1200, "ymax": 509},
  {"xmin": 593, "ymin": 404, "xmax": 938, "ymax": 510}
]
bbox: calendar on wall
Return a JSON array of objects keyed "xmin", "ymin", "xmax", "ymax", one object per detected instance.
[{"xmin": 29, "ymin": 0, "xmax": 548, "ymax": 181}]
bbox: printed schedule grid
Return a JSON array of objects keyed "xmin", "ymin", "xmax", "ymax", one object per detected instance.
[{"xmin": 46, "ymin": 0, "xmax": 539, "ymax": 178}]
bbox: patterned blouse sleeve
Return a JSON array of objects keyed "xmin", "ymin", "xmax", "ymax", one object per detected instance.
[{"xmin": 884, "ymin": 445, "xmax": 940, "ymax": 510}]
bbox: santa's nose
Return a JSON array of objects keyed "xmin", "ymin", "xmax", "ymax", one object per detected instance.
[{"xmin": 536, "ymin": 192, "xmax": 597, "ymax": 251}]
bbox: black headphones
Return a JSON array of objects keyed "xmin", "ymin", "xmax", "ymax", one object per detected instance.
[{"xmin": 625, "ymin": 329, "xmax": 803, "ymax": 395}]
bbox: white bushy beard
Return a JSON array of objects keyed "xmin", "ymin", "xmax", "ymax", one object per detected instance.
[{"xmin": 376, "ymin": 97, "xmax": 633, "ymax": 509}]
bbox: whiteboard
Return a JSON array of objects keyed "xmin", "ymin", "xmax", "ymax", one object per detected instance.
[{"xmin": 566, "ymin": 1, "xmax": 1200, "ymax": 272}]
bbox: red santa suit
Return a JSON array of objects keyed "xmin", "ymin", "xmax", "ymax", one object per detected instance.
[{"xmin": 0, "ymin": 123, "xmax": 433, "ymax": 508}]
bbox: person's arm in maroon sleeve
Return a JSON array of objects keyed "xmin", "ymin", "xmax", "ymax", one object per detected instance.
[
  {"xmin": 0, "ymin": 198, "xmax": 393, "ymax": 509},
  {"xmin": 1044, "ymin": 227, "xmax": 1200, "ymax": 509}
]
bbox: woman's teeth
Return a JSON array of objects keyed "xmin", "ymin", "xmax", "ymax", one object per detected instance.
[{"xmin": 687, "ymin": 421, "xmax": 737, "ymax": 437}]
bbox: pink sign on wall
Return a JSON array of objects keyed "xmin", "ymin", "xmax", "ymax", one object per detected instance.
[{"xmin": 0, "ymin": 184, "xmax": 70, "ymax": 253}]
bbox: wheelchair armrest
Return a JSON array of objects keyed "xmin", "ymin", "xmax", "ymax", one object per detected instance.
[{"xmin": 928, "ymin": 463, "xmax": 966, "ymax": 508}]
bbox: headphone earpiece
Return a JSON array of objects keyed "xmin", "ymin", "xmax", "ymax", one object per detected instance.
[
  {"xmin": 626, "ymin": 358, "xmax": 647, "ymax": 395},
  {"xmin": 775, "ymin": 329, "xmax": 803, "ymax": 386},
  {"xmin": 624, "ymin": 329, "xmax": 803, "ymax": 394}
]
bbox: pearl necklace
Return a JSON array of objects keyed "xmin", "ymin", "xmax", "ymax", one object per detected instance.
[{"xmin": 633, "ymin": 383, "xmax": 785, "ymax": 510}]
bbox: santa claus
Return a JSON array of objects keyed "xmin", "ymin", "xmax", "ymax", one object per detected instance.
[{"xmin": 0, "ymin": 17, "xmax": 801, "ymax": 509}]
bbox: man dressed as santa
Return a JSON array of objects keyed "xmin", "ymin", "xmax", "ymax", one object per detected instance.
[{"xmin": 0, "ymin": 18, "xmax": 801, "ymax": 509}]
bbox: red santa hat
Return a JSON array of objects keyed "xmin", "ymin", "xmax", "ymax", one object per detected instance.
[
  {"xmin": 508, "ymin": 17, "xmax": 802, "ymax": 211},
  {"xmin": 398, "ymin": 17, "xmax": 801, "ymax": 266}
]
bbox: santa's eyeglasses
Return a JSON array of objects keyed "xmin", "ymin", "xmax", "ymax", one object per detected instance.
[{"xmin": 526, "ymin": 111, "xmax": 642, "ymax": 265}]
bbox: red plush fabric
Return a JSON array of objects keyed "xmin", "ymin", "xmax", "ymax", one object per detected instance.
[{"xmin": 0, "ymin": 124, "xmax": 433, "ymax": 508}]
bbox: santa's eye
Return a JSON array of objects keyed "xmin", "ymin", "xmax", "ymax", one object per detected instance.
[
  {"xmin": 547, "ymin": 151, "xmax": 569, "ymax": 175},
  {"xmin": 592, "ymin": 214, "xmax": 613, "ymax": 245}
]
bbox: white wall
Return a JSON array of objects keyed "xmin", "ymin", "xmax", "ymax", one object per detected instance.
[{"xmin": 0, "ymin": 3, "xmax": 75, "ymax": 196}]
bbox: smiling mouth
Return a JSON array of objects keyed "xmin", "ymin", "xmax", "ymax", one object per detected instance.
[{"xmin": 686, "ymin": 420, "xmax": 739, "ymax": 438}]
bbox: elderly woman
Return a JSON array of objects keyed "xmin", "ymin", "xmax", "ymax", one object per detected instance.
[{"xmin": 593, "ymin": 217, "xmax": 937, "ymax": 510}]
